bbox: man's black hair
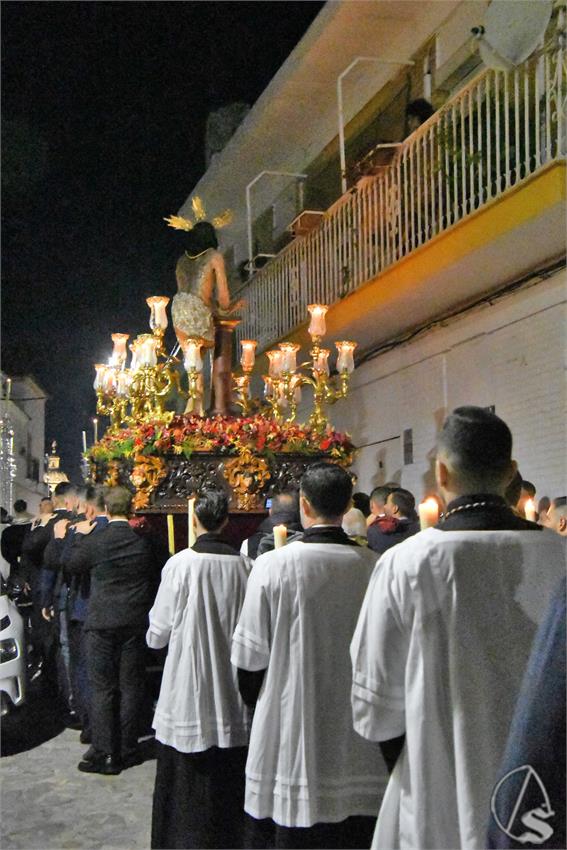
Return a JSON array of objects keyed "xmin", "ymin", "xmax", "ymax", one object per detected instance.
[
  {"xmin": 40, "ymin": 496, "xmax": 52, "ymax": 504},
  {"xmin": 103, "ymin": 485, "xmax": 132, "ymax": 517},
  {"xmin": 521, "ymin": 480, "xmax": 536, "ymax": 498},
  {"xmin": 438, "ymin": 406, "xmax": 513, "ymax": 490},
  {"xmin": 13, "ymin": 500, "xmax": 27, "ymax": 513},
  {"xmin": 352, "ymin": 492, "xmax": 371, "ymax": 517},
  {"xmin": 54, "ymin": 481, "xmax": 77, "ymax": 498},
  {"xmin": 271, "ymin": 490, "xmax": 299, "ymax": 518},
  {"xmin": 370, "ymin": 486, "xmax": 393, "ymax": 505},
  {"xmin": 76, "ymin": 485, "xmax": 89, "ymax": 503},
  {"xmin": 300, "ymin": 463, "xmax": 352, "ymax": 520},
  {"xmin": 389, "ymin": 488, "xmax": 416, "ymax": 520},
  {"xmin": 195, "ymin": 489, "xmax": 229, "ymax": 532},
  {"xmin": 185, "ymin": 221, "xmax": 218, "ymax": 255},
  {"xmin": 85, "ymin": 484, "xmax": 106, "ymax": 512},
  {"xmin": 552, "ymin": 496, "xmax": 567, "ymax": 509}
]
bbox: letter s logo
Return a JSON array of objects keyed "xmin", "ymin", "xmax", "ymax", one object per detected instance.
[
  {"xmin": 517, "ymin": 807, "xmax": 555, "ymax": 845},
  {"xmin": 491, "ymin": 765, "xmax": 555, "ymax": 845}
]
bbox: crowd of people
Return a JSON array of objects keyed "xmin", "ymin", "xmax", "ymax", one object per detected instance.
[{"xmin": 1, "ymin": 405, "xmax": 565, "ymax": 850}]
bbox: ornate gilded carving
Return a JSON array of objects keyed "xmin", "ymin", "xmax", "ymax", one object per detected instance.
[
  {"xmin": 129, "ymin": 454, "xmax": 168, "ymax": 511},
  {"xmin": 103, "ymin": 461, "xmax": 121, "ymax": 488},
  {"xmin": 223, "ymin": 448, "xmax": 271, "ymax": 511}
]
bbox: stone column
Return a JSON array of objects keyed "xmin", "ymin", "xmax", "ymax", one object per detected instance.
[{"xmin": 209, "ymin": 317, "xmax": 240, "ymax": 416}]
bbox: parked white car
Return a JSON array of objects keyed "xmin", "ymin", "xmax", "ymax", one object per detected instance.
[{"xmin": 0, "ymin": 589, "xmax": 26, "ymax": 714}]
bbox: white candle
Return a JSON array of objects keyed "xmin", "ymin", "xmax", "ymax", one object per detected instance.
[
  {"xmin": 82, "ymin": 431, "xmax": 87, "ymax": 453},
  {"xmin": 6, "ymin": 378, "xmax": 12, "ymax": 400},
  {"xmin": 93, "ymin": 418, "xmax": 99, "ymax": 444},
  {"xmin": 273, "ymin": 524, "xmax": 287, "ymax": 549},
  {"xmin": 418, "ymin": 498, "xmax": 439, "ymax": 530},
  {"xmin": 188, "ymin": 497, "xmax": 196, "ymax": 547},
  {"xmin": 167, "ymin": 514, "xmax": 175, "ymax": 556},
  {"xmin": 524, "ymin": 498, "xmax": 537, "ymax": 522}
]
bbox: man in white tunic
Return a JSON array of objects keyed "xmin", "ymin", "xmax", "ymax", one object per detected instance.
[
  {"xmin": 351, "ymin": 406, "xmax": 566, "ymax": 850},
  {"xmin": 147, "ymin": 490, "xmax": 251, "ymax": 849},
  {"xmin": 232, "ymin": 462, "xmax": 388, "ymax": 849}
]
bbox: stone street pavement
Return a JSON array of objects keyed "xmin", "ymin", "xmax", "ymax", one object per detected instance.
[{"xmin": 1, "ymin": 693, "xmax": 156, "ymax": 850}]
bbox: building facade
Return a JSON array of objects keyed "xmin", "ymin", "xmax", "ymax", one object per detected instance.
[
  {"xmin": 0, "ymin": 374, "xmax": 48, "ymax": 516},
  {"xmin": 178, "ymin": 0, "xmax": 566, "ymax": 500}
]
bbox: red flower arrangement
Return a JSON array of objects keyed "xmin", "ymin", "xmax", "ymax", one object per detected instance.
[{"xmin": 88, "ymin": 414, "xmax": 355, "ymax": 466}]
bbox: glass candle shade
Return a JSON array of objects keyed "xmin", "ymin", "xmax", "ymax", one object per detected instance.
[
  {"xmin": 110, "ymin": 333, "xmax": 129, "ymax": 367},
  {"xmin": 336, "ymin": 340, "xmax": 357, "ymax": 373},
  {"xmin": 129, "ymin": 342, "xmax": 140, "ymax": 373},
  {"xmin": 137, "ymin": 335, "xmax": 158, "ymax": 367},
  {"xmin": 183, "ymin": 339, "xmax": 203, "ymax": 372},
  {"xmin": 263, "ymin": 376, "xmax": 274, "ymax": 398},
  {"xmin": 314, "ymin": 348, "xmax": 330, "ymax": 376},
  {"xmin": 266, "ymin": 350, "xmax": 283, "ymax": 378},
  {"xmin": 240, "ymin": 340, "xmax": 257, "ymax": 372},
  {"xmin": 103, "ymin": 367, "xmax": 117, "ymax": 394},
  {"xmin": 307, "ymin": 304, "xmax": 328, "ymax": 338},
  {"xmin": 279, "ymin": 342, "xmax": 300, "ymax": 373},
  {"xmin": 116, "ymin": 370, "xmax": 132, "ymax": 398},
  {"xmin": 146, "ymin": 296, "xmax": 170, "ymax": 332},
  {"xmin": 93, "ymin": 364, "xmax": 107, "ymax": 391}
]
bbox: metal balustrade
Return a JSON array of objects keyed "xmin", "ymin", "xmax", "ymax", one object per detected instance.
[{"xmin": 238, "ymin": 46, "xmax": 566, "ymax": 352}]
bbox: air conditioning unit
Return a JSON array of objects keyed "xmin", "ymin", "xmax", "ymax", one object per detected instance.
[{"xmin": 287, "ymin": 210, "xmax": 325, "ymax": 238}]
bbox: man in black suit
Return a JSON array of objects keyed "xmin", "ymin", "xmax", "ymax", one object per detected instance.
[
  {"xmin": 367, "ymin": 487, "xmax": 420, "ymax": 556},
  {"xmin": 66, "ymin": 485, "xmax": 161, "ymax": 775},
  {"xmin": 21, "ymin": 482, "xmax": 79, "ymax": 692}
]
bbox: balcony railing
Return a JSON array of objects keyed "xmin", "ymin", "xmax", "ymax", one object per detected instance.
[{"xmin": 238, "ymin": 46, "xmax": 566, "ymax": 351}]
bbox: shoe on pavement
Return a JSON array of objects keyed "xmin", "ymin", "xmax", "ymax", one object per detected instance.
[
  {"xmin": 78, "ymin": 754, "xmax": 121, "ymax": 775},
  {"xmin": 82, "ymin": 746, "xmax": 98, "ymax": 763}
]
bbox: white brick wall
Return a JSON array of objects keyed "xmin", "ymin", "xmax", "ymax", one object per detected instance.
[{"xmin": 331, "ymin": 268, "xmax": 567, "ymax": 503}]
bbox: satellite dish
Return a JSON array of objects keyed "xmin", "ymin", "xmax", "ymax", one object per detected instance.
[{"xmin": 472, "ymin": 0, "xmax": 553, "ymax": 71}]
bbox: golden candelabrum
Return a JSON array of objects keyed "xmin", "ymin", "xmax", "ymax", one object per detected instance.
[
  {"xmin": 233, "ymin": 305, "xmax": 357, "ymax": 433},
  {"xmin": 92, "ymin": 296, "xmax": 357, "ymax": 443},
  {"xmin": 93, "ymin": 297, "xmax": 190, "ymax": 432}
]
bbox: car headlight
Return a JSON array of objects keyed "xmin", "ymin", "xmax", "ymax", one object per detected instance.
[
  {"xmin": 0, "ymin": 639, "xmax": 18, "ymax": 663},
  {"xmin": 0, "ymin": 615, "xmax": 10, "ymax": 631}
]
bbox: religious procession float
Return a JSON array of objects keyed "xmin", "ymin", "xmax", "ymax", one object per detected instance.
[{"xmin": 86, "ymin": 201, "xmax": 358, "ymax": 545}]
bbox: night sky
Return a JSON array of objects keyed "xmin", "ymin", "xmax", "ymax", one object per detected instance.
[{"xmin": 1, "ymin": 1, "xmax": 323, "ymax": 479}]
